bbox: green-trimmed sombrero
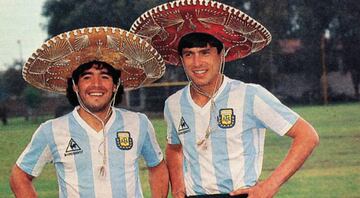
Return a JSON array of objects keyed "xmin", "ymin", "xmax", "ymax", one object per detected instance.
[{"xmin": 22, "ymin": 26, "xmax": 165, "ymax": 93}]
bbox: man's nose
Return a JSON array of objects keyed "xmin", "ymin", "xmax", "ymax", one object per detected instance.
[
  {"xmin": 92, "ymin": 76, "xmax": 102, "ymax": 86},
  {"xmin": 192, "ymin": 54, "xmax": 201, "ymax": 67}
]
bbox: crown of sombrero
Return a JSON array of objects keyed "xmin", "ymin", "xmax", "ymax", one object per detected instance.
[
  {"xmin": 130, "ymin": 0, "xmax": 272, "ymax": 66},
  {"xmin": 22, "ymin": 27, "xmax": 165, "ymax": 93}
]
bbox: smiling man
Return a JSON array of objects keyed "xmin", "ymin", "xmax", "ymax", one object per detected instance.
[
  {"xmin": 9, "ymin": 27, "xmax": 168, "ymax": 198},
  {"xmin": 130, "ymin": 1, "xmax": 319, "ymax": 197}
]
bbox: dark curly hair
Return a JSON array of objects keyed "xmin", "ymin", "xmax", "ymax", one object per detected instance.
[{"xmin": 66, "ymin": 61, "xmax": 124, "ymax": 107}]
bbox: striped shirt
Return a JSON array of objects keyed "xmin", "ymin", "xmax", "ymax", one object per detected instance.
[
  {"xmin": 164, "ymin": 76, "xmax": 299, "ymax": 196},
  {"xmin": 17, "ymin": 107, "xmax": 163, "ymax": 198}
]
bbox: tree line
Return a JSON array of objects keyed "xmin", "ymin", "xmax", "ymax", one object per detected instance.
[{"xmin": 41, "ymin": 0, "xmax": 360, "ymax": 100}]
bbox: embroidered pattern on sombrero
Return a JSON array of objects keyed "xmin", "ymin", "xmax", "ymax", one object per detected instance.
[
  {"xmin": 23, "ymin": 27, "xmax": 165, "ymax": 93},
  {"xmin": 130, "ymin": 0, "xmax": 272, "ymax": 66}
]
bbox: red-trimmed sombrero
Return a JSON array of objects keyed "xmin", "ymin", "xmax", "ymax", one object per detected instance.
[
  {"xmin": 22, "ymin": 27, "xmax": 165, "ymax": 93},
  {"xmin": 130, "ymin": 0, "xmax": 271, "ymax": 66}
]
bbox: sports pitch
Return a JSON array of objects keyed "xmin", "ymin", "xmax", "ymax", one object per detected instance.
[{"xmin": 1, "ymin": 103, "xmax": 359, "ymax": 197}]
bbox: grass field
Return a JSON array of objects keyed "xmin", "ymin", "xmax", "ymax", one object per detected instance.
[{"xmin": 0, "ymin": 103, "xmax": 359, "ymax": 198}]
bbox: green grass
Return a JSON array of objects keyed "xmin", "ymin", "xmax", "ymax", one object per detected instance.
[
  {"xmin": 1, "ymin": 103, "xmax": 359, "ymax": 197},
  {"xmin": 260, "ymin": 103, "xmax": 360, "ymax": 198}
]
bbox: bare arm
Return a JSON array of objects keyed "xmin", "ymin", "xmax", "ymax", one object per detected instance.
[
  {"xmin": 148, "ymin": 160, "xmax": 169, "ymax": 198},
  {"xmin": 166, "ymin": 143, "xmax": 186, "ymax": 198},
  {"xmin": 9, "ymin": 165, "xmax": 37, "ymax": 198},
  {"xmin": 231, "ymin": 117, "xmax": 319, "ymax": 197}
]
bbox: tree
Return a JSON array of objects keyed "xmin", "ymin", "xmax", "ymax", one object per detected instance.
[
  {"xmin": 1, "ymin": 60, "xmax": 26, "ymax": 99},
  {"xmin": 23, "ymin": 86, "xmax": 42, "ymax": 121},
  {"xmin": 0, "ymin": 88, "xmax": 8, "ymax": 125},
  {"xmin": 0, "ymin": 60, "xmax": 26, "ymax": 123},
  {"xmin": 40, "ymin": 0, "xmax": 358, "ymax": 104},
  {"xmin": 220, "ymin": 0, "xmax": 292, "ymax": 90},
  {"xmin": 42, "ymin": 0, "xmax": 165, "ymax": 37},
  {"xmin": 335, "ymin": 1, "xmax": 360, "ymax": 99}
]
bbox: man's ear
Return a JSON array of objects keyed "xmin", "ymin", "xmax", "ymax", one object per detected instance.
[
  {"xmin": 220, "ymin": 48, "xmax": 226, "ymax": 56},
  {"xmin": 73, "ymin": 84, "xmax": 79, "ymax": 93},
  {"xmin": 113, "ymin": 82, "xmax": 120, "ymax": 92},
  {"xmin": 180, "ymin": 56, "xmax": 185, "ymax": 67},
  {"xmin": 71, "ymin": 79, "xmax": 79, "ymax": 93}
]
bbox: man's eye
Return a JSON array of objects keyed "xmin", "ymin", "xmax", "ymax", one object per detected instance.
[
  {"xmin": 82, "ymin": 75, "xmax": 91, "ymax": 80},
  {"xmin": 102, "ymin": 75, "xmax": 111, "ymax": 79}
]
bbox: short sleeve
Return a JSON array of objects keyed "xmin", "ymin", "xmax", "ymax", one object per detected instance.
[
  {"xmin": 139, "ymin": 114, "xmax": 163, "ymax": 167},
  {"xmin": 164, "ymin": 99, "xmax": 181, "ymax": 144},
  {"xmin": 252, "ymin": 85, "xmax": 299, "ymax": 136},
  {"xmin": 16, "ymin": 122, "xmax": 53, "ymax": 177}
]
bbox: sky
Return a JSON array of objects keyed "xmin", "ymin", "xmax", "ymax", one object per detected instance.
[{"xmin": 0, "ymin": 0, "xmax": 47, "ymax": 71}]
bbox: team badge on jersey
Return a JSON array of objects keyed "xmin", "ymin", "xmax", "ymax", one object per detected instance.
[
  {"xmin": 116, "ymin": 131, "xmax": 133, "ymax": 150},
  {"xmin": 178, "ymin": 117, "xmax": 190, "ymax": 135},
  {"xmin": 217, "ymin": 108, "xmax": 236, "ymax": 128},
  {"xmin": 64, "ymin": 138, "xmax": 83, "ymax": 156}
]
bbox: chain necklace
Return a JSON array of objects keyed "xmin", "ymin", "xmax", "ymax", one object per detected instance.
[{"xmin": 192, "ymin": 75, "xmax": 223, "ymax": 149}]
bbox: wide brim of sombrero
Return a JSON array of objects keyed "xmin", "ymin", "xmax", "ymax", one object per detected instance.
[
  {"xmin": 130, "ymin": 0, "xmax": 272, "ymax": 66},
  {"xmin": 22, "ymin": 27, "xmax": 165, "ymax": 94}
]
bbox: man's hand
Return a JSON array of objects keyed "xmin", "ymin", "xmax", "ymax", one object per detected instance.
[{"xmin": 230, "ymin": 181, "xmax": 278, "ymax": 198}]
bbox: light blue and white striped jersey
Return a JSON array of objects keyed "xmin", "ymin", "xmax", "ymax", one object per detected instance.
[
  {"xmin": 164, "ymin": 76, "xmax": 299, "ymax": 196},
  {"xmin": 16, "ymin": 107, "xmax": 163, "ymax": 198}
]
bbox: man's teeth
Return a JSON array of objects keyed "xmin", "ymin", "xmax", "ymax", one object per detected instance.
[
  {"xmin": 89, "ymin": 93, "xmax": 103, "ymax": 96},
  {"xmin": 194, "ymin": 70, "xmax": 205, "ymax": 74}
]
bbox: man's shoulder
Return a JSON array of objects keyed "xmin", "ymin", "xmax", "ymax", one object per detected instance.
[
  {"xmin": 113, "ymin": 107, "xmax": 136, "ymax": 115},
  {"xmin": 226, "ymin": 77, "xmax": 262, "ymax": 91},
  {"xmin": 33, "ymin": 110, "xmax": 74, "ymax": 135},
  {"xmin": 112, "ymin": 107, "xmax": 148, "ymax": 119},
  {"xmin": 45, "ymin": 110, "xmax": 74, "ymax": 124}
]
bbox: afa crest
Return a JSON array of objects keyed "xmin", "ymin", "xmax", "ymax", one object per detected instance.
[
  {"xmin": 116, "ymin": 131, "xmax": 133, "ymax": 150},
  {"xmin": 217, "ymin": 108, "xmax": 236, "ymax": 128}
]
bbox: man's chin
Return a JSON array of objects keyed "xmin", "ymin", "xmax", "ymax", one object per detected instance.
[
  {"xmin": 84, "ymin": 104, "xmax": 111, "ymax": 113},
  {"xmin": 191, "ymin": 80, "xmax": 209, "ymax": 88}
]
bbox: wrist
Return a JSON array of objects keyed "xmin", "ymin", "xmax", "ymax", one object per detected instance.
[
  {"xmin": 172, "ymin": 189, "xmax": 186, "ymax": 198},
  {"xmin": 261, "ymin": 179, "xmax": 281, "ymax": 194}
]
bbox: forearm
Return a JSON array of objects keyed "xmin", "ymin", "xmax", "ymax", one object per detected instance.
[
  {"xmin": 264, "ymin": 118, "xmax": 319, "ymax": 191},
  {"xmin": 266, "ymin": 136, "xmax": 318, "ymax": 190},
  {"xmin": 166, "ymin": 144, "xmax": 186, "ymax": 198},
  {"xmin": 148, "ymin": 160, "xmax": 169, "ymax": 198},
  {"xmin": 9, "ymin": 165, "xmax": 37, "ymax": 198}
]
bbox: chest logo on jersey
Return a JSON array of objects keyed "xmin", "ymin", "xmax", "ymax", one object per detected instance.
[
  {"xmin": 217, "ymin": 108, "xmax": 236, "ymax": 128},
  {"xmin": 116, "ymin": 131, "xmax": 133, "ymax": 150},
  {"xmin": 64, "ymin": 138, "xmax": 83, "ymax": 156},
  {"xmin": 178, "ymin": 117, "xmax": 190, "ymax": 135}
]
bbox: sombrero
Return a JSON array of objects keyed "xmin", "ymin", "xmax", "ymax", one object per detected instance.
[
  {"xmin": 22, "ymin": 26, "xmax": 165, "ymax": 93},
  {"xmin": 130, "ymin": 0, "xmax": 272, "ymax": 66}
]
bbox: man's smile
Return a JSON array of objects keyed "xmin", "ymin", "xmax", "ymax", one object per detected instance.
[
  {"xmin": 193, "ymin": 69, "xmax": 207, "ymax": 74},
  {"xmin": 88, "ymin": 92, "xmax": 104, "ymax": 96}
]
